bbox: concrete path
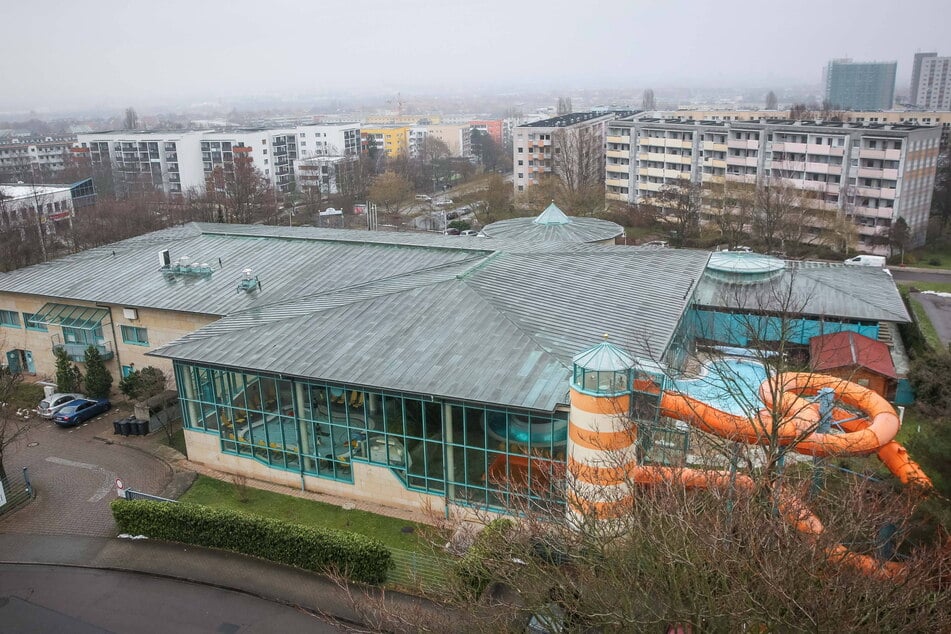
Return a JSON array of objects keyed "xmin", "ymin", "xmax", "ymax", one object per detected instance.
[{"xmin": 911, "ymin": 291, "xmax": 951, "ymax": 348}]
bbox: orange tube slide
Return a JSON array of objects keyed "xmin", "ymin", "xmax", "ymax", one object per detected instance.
[{"xmin": 656, "ymin": 371, "xmax": 931, "ymax": 488}]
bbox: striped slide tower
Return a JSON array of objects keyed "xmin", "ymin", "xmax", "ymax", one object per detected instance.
[{"xmin": 567, "ymin": 338, "xmax": 638, "ymax": 525}]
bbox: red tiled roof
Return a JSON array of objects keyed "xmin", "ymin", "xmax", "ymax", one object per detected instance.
[{"xmin": 809, "ymin": 331, "xmax": 897, "ymax": 379}]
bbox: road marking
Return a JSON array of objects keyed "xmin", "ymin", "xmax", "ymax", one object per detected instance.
[
  {"xmin": 46, "ymin": 456, "xmax": 100, "ymax": 470},
  {"xmin": 46, "ymin": 457, "xmax": 117, "ymax": 502}
]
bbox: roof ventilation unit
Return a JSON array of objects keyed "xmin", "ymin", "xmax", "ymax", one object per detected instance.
[
  {"xmin": 237, "ymin": 268, "xmax": 261, "ymax": 293},
  {"xmin": 161, "ymin": 253, "xmax": 214, "ymax": 277}
]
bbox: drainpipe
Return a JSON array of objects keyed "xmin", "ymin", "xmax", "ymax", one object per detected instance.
[{"xmin": 95, "ymin": 303, "xmax": 122, "ymax": 377}]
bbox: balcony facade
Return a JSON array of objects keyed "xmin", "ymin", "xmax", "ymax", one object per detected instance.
[{"xmin": 51, "ymin": 335, "xmax": 114, "ymax": 362}]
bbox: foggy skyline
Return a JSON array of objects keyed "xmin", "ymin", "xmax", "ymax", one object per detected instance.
[{"xmin": 3, "ymin": 0, "xmax": 949, "ymax": 114}]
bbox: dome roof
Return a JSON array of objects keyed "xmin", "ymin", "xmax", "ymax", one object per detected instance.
[
  {"xmin": 481, "ymin": 203, "xmax": 623, "ymax": 244},
  {"xmin": 572, "ymin": 338, "xmax": 636, "ymax": 372},
  {"xmin": 706, "ymin": 251, "xmax": 785, "ymax": 283}
]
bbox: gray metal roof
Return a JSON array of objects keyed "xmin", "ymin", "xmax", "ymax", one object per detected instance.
[
  {"xmin": 692, "ymin": 261, "xmax": 910, "ymax": 323},
  {"xmin": 143, "ymin": 231, "xmax": 711, "ymax": 411},
  {"xmin": 0, "ymin": 224, "xmax": 493, "ymax": 316}
]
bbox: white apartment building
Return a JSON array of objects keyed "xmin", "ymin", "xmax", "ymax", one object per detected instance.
[
  {"xmin": 911, "ymin": 53, "xmax": 951, "ymax": 110},
  {"xmin": 512, "ymin": 112, "xmax": 625, "ymax": 193},
  {"xmin": 606, "ymin": 116, "xmax": 941, "ymax": 255},
  {"xmin": 75, "ymin": 123, "xmax": 360, "ymax": 197},
  {"xmin": 293, "ymin": 155, "xmax": 357, "ymax": 198},
  {"xmin": 0, "ymin": 136, "xmax": 76, "ymax": 182}
]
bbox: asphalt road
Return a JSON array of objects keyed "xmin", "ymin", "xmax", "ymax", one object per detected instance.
[
  {"xmin": 890, "ymin": 269, "xmax": 951, "ymax": 285},
  {"xmin": 0, "ymin": 564, "xmax": 346, "ymax": 633},
  {"xmin": 911, "ymin": 291, "xmax": 951, "ymax": 347}
]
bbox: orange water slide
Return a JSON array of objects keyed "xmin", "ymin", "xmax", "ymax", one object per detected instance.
[{"xmin": 657, "ymin": 371, "xmax": 932, "ymax": 489}]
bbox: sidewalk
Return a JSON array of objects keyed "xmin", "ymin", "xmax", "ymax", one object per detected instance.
[{"xmin": 0, "ymin": 533, "xmax": 448, "ymax": 629}]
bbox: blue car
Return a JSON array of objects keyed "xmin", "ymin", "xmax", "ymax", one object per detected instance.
[{"xmin": 53, "ymin": 398, "xmax": 111, "ymax": 426}]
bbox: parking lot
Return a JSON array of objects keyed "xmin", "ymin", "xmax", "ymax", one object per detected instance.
[{"xmin": 0, "ymin": 406, "xmax": 173, "ymax": 536}]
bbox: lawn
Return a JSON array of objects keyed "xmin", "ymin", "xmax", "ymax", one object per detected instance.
[
  {"xmin": 905, "ymin": 295, "xmax": 943, "ymax": 351},
  {"xmin": 903, "ymin": 246, "xmax": 951, "ymax": 270},
  {"xmin": 179, "ymin": 475, "xmax": 434, "ymax": 553},
  {"xmin": 900, "ymin": 280, "xmax": 951, "ymax": 294}
]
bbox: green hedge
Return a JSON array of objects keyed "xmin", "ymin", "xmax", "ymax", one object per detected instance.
[{"xmin": 111, "ymin": 499, "xmax": 392, "ymax": 584}]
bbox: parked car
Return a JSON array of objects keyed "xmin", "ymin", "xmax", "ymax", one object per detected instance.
[
  {"xmin": 434, "ymin": 198, "xmax": 454, "ymax": 207},
  {"xmin": 443, "ymin": 227, "xmax": 460, "ymax": 236},
  {"xmin": 37, "ymin": 393, "xmax": 84, "ymax": 419},
  {"xmin": 53, "ymin": 398, "xmax": 111, "ymax": 427},
  {"xmin": 459, "ymin": 230, "xmax": 480, "ymax": 237},
  {"xmin": 414, "ymin": 194, "xmax": 431, "ymax": 202}
]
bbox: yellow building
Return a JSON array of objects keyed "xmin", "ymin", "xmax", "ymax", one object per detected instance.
[{"xmin": 361, "ymin": 127, "xmax": 410, "ymax": 158}]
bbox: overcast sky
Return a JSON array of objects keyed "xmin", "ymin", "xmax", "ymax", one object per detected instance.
[{"xmin": 2, "ymin": 0, "xmax": 949, "ymax": 113}]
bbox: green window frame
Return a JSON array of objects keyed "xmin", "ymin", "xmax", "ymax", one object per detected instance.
[
  {"xmin": 120, "ymin": 325, "xmax": 149, "ymax": 346},
  {"xmin": 0, "ymin": 310, "xmax": 21, "ymax": 328},
  {"xmin": 23, "ymin": 312, "xmax": 48, "ymax": 332}
]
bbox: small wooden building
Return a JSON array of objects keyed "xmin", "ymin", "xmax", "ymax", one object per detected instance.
[{"xmin": 809, "ymin": 331, "xmax": 898, "ymax": 400}]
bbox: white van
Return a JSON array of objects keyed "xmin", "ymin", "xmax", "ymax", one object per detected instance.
[{"xmin": 844, "ymin": 255, "xmax": 886, "ymax": 268}]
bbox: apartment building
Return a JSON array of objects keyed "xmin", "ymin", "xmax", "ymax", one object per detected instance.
[
  {"xmin": 294, "ymin": 155, "xmax": 357, "ymax": 198},
  {"xmin": 361, "ymin": 126, "xmax": 411, "ymax": 159},
  {"xmin": 910, "ymin": 52, "xmax": 951, "ymax": 110},
  {"xmin": 75, "ymin": 123, "xmax": 360, "ymax": 196},
  {"xmin": 0, "ymin": 136, "xmax": 76, "ymax": 182},
  {"xmin": 512, "ymin": 112, "xmax": 626, "ymax": 193},
  {"xmin": 425, "ymin": 124, "xmax": 472, "ymax": 158},
  {"xmin": 606, "ymin": 116, "xmax": 941, "ymax": 255},
  {"xmin": 654, "ymin": 109, "xmax": 951, "ymax": 150},
  {"xmin": 825, "ymin": 59, "xmax": 897, "ymax": 110}
]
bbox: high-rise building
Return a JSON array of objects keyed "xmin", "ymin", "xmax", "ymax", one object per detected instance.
[
  {"xmin": 825, "ymin": 59, "xmax": 897, "ymax": 110},
  {"xmin": 0, "ymin": 136, "xmax": 76, "ymax": 182},
  {"xmin": 910, "ymin": 52, "xmax": 951, "ymax": 109},
  {"xmin": 605, "ymin": 115, "xmax": 941, "ymax": 255}
]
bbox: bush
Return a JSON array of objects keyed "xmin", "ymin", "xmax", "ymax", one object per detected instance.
[
  {"xmin": 111, "ymin": 499, "xmax": 392, "ymax": 584},
  {"xmin": 54, "ymin": 347, "xmax": 83, "ymax": 394},
  {"xmin": 451, "ymin": 518, "xmax": 516, "ymax": 599},
  {"xmin": 927, "ymin": 256, "xmax": 943, "ymax": 266}
]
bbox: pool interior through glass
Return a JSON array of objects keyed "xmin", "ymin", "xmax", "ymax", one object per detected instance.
[{"xmin": 176, "ymin": 363, "xmax": 570, "ymax": 510}]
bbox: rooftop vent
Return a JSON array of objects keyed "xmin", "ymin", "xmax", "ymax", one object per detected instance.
[
  {"xmin": 160, "ymin": 252, "xmax": 214, "ymax": 277},
  {"xmin": 237, "ymin": 268, "xmax": 261, "ymax": 293}
]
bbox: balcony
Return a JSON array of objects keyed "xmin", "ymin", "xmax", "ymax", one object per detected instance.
[
  {"xmin": 857, "ymin": 167, "xmax": 884, "ymax": 179},
  {"xmin": 605, "ymin": 178, "xmax": 628, "ymax": 188},
  {"xmin": 727, "ymin": 139, "xmax": 759, "ymax": 150},
  {"xmin": 772, "ymin": 142, "xmax": 807, "ymax": 153},
  {"xmin": 859, "ymin": 149, "xmax": 886, "ymax": 160},
  {"xmin": 606, "ymin": 150, "xmax": 627, "ymax": 159},
  {"xmin": 51, "ymin": 335, "xmax": 114, "ymax": 362},
  {"xmin": 702, "ymin": 141, "xmax": 727, "ymax": 152}
]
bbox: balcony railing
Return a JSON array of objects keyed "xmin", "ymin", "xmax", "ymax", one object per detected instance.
[{"xmin": 51, "ymin": 335, "xmax": 114, "ymax": 362}]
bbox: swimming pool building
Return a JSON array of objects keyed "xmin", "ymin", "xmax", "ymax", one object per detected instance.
[{"xmin": 0, "ymin": 214, "xmax": 910, "ymax": 514}]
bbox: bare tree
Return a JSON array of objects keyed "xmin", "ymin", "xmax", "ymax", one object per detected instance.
[
  {"xmin": 641, "ymin": 89, "xmax": 657, "ymax": 110},
  {"xmin": 123, "ymin": 107, "xmax": 139, "ymax": 131},
  {"xmin": 368, "ymin": 171, "xmax": 413, "ymax": 220},
  {"xmin": 647, "ymin": 180, "xmax": 703, "ymax": 246},
  {"xmin": 205, "ymin": 156, "xmax": 275, "ymax": 224},
  {"xmin": 470, "ymin": 174, "xmax": 515, "ymax": 226},
  {"xmin": 0, "ymin": 364, "xmax": 34, "ymax": 481},
  {"xmin": 765, "ymin": 90, "xmax": 778, "ymax": 110},
  {"xmin": 549, "ymin": 126, "xmax": 605, "ymax": 216}
]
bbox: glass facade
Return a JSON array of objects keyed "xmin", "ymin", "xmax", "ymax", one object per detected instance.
[{"xmin": 175, "ymin": 362, "xmax": 569, "ymax": 511}]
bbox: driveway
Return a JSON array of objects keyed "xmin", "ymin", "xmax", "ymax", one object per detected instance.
[{"xmin": 0, "ymin": 406, "xmax": 172, "ymax": 536}]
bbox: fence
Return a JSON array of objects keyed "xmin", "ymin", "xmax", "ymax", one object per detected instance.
[
  {"xmin": 387, "ymin": 547, "xmax": 452, "ymax": 593},
  {"xmin": 0, "ymin": 467, "xmax": 34, "ymax": 517}
]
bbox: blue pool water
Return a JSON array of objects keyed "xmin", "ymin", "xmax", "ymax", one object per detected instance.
[{"xmin": 671, "ymin": 358, "xmax": 769, "ymax": 416}]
